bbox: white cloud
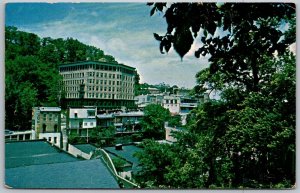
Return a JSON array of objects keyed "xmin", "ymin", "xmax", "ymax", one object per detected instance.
[{"xmin": 10, "ymin": 3, "xmax": 209, "ymax": 88}]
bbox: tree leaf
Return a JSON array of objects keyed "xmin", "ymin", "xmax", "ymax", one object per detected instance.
[
  {"xmin": 153, "ymin": 33, "xmax": 162, "ymax": 41},
  {"xmin": 164, "ymin": 39, "xmax": 172, "ymax": 53},
  {"xmin": 173, "ymin": 28, "xmax": 193, "ymax": 59},
  {"xmin": 150, "ymin": 7, "xmax": 156, "ymax": 16}
]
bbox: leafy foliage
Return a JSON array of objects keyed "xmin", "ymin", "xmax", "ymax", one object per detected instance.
[
  {"xmin": 88, "ymin": 126, "xmax": 116, "ymax": 147},
  {"xmin": 140, "ymin": 104, "xmax": 171, "ymax": 139},
  {"xmin": 134, "ymin": 139, "xmax": 176, "ymax": 188},
  {"xmin": 135, "ymin": 3, "xmax": 296, "ymax": 188},
  {"xmin": 149, "ymin": 3, "xmax": 295, "ymax": 92},
  {"xmin": 112, "ymin": 157, "xmax": 128, "ymax": 171}
]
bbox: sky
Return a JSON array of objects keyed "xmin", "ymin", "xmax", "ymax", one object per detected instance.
[{"xmin": 5, "ymin": 2, "xmax": 210, "ymax": 89}]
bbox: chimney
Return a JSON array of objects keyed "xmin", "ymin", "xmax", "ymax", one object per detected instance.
[{"xmin": 115, "ymin": 144, "xmax": 122, "ymax": 150}]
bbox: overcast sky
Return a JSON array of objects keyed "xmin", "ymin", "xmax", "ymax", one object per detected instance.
[{"xmin": 5, "ymin": 3, "xmax": 209, "ymax": 89}]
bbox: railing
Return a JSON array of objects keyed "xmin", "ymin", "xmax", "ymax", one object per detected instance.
[{"xmin": 96, "ymin": 148, "xmax": 139, "ymax": 189}]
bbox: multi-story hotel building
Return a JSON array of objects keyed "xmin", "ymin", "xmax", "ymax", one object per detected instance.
[{"xmin": 59, "ymin": 61, "xmax": 136, "ymax": 110}]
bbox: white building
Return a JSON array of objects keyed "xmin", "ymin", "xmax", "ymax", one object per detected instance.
[
  {"xmin": 163, "ymin": 96, "xmax": 181, "ymax": 115},
  {"xmin": 134, "ymin": 94, "xmax": 163, "ymax": 108},
  {"xmin": 68, "ymin": 107, "xmax": 97, "ymax": 137},
  {"xmin": 97, "ymin": 111, "xmax": 144, "ymax": 132},
  {"xmin": 5, "ymin": 130, "xmax": 35, "ymax": 142},
  {"xmin": 114, "ymin": 111, "xmax": 144, "ymax": 132},
  {"xmin": 39, "ymin": 132, "xmax": 61, "ymax": 147}
]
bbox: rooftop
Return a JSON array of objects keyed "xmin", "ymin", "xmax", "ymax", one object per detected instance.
[
  {"xmin": 59, "ymin": 60, "xmax": 135, "ymax": 70},
  {"xmin": 6, "ymin": 159, "xmax": 119, "ymax": 188},
  {"xmin": 38, "ymin": 107, "xmax": 61, "ymax": 112},
  {"xmin": 74, "ymin": 144, "xmax": 97, "ymax": 154},
  {"xmin": 115, "ymin": 111, "xmax": 144, "ymax": 117},
  {"xmin": 5, "ymin": 140, "xmax": 77, "ymax": 168},
  {"xmin": 104, "ymin": 145, "xmax": 142, "ymax": 173},
  {"xmin": 5, "ymin": 140, "xmax": 119, "ymax": 189},
  {"xmin": 97, "ymin": 111, "xmax": 144, "ymax": 119},
  {"xmin": 97, "ymin": 114, "xmax": 115, "ymax": 119}
]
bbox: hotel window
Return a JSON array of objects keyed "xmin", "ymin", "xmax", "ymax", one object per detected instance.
[
  {"xmin": 90, "ymin": 122, "xmax": 93, "ymax": 126},
  {"xmin": 84, "ymin": 123, "xmax": 87, "ymax": 126},
  {"xmin": 42, "ymin": 124, "xmax": 46, "ymax": 132}
]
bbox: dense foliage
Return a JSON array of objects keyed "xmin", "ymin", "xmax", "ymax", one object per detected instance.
[
  {"xmin": 140, "ymin": 104, "xmax": 181, "ymax": 139},
  {"xmin": 135, "ymin": 3, "xmax": 296, "ymax": 188},
  {"xmin": 5, "ymin": 26, "xmax": 121, "ymax": 130}
]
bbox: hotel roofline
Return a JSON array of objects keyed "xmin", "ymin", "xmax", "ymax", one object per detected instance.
[{"xmin": 59, "ymin": 61, "xmax": 136, "ymax": 71}]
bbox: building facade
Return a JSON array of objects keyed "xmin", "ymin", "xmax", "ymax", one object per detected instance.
[
  {"xmin": 97, "ymin": 111, "xmax": 144, "ymax": 132},
  {"xmin": 32, "ymin": 107, "xmax": 62, "ymax": 147},
  {"xmin": 68, "ymin": 107, "xmax": 97, "ymax": 137},
  {"xmin": 163, "ymin": 95, "xmax": 181, "ymax": 115},
  {"xmin": 134, "ymin": 94, "xmax": 164, "ymax": 109},
  {"xmin": 5, "ymin": 130, "xmax": 35, "ymax": 142},
  {"xmin": 59, "ymin": 61, "xmax": 136, "ymax": 110}
]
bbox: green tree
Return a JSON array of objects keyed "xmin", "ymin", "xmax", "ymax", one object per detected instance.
[
  {"xmin": 140, "ymin": 104, "xmax": 171, "ymax": 139},
  {"xmin": 112, "ymin": 157, "xmax": 128, "ymax": 172},
  {"xmin": 223, "ymin": 52, "xmax": 296, "ymax": 187},
  {"xmin": 88, "ymin": 126, "xmax": 116, "ymax": 146},
  {"xmin": 5, "ymin": 55, "xmax": 61, "ymax": 130},
  {"xmin": 134, "ymin": 139, "xmax": 175, "ymax": 188},
  {"xmin": 149, "ymin": 3, "xmax": 295, "ymax": 92},
  {"xmin": 140, "ymin": 2, "xmax": 296, "ymax": 188},
  {"xmin": 167, "ymin": 114, "xmax": 181, "ymax": 127},
  {"xmin": 137, "ymin": 52, "xmax": 295, "ymax": 188}
]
